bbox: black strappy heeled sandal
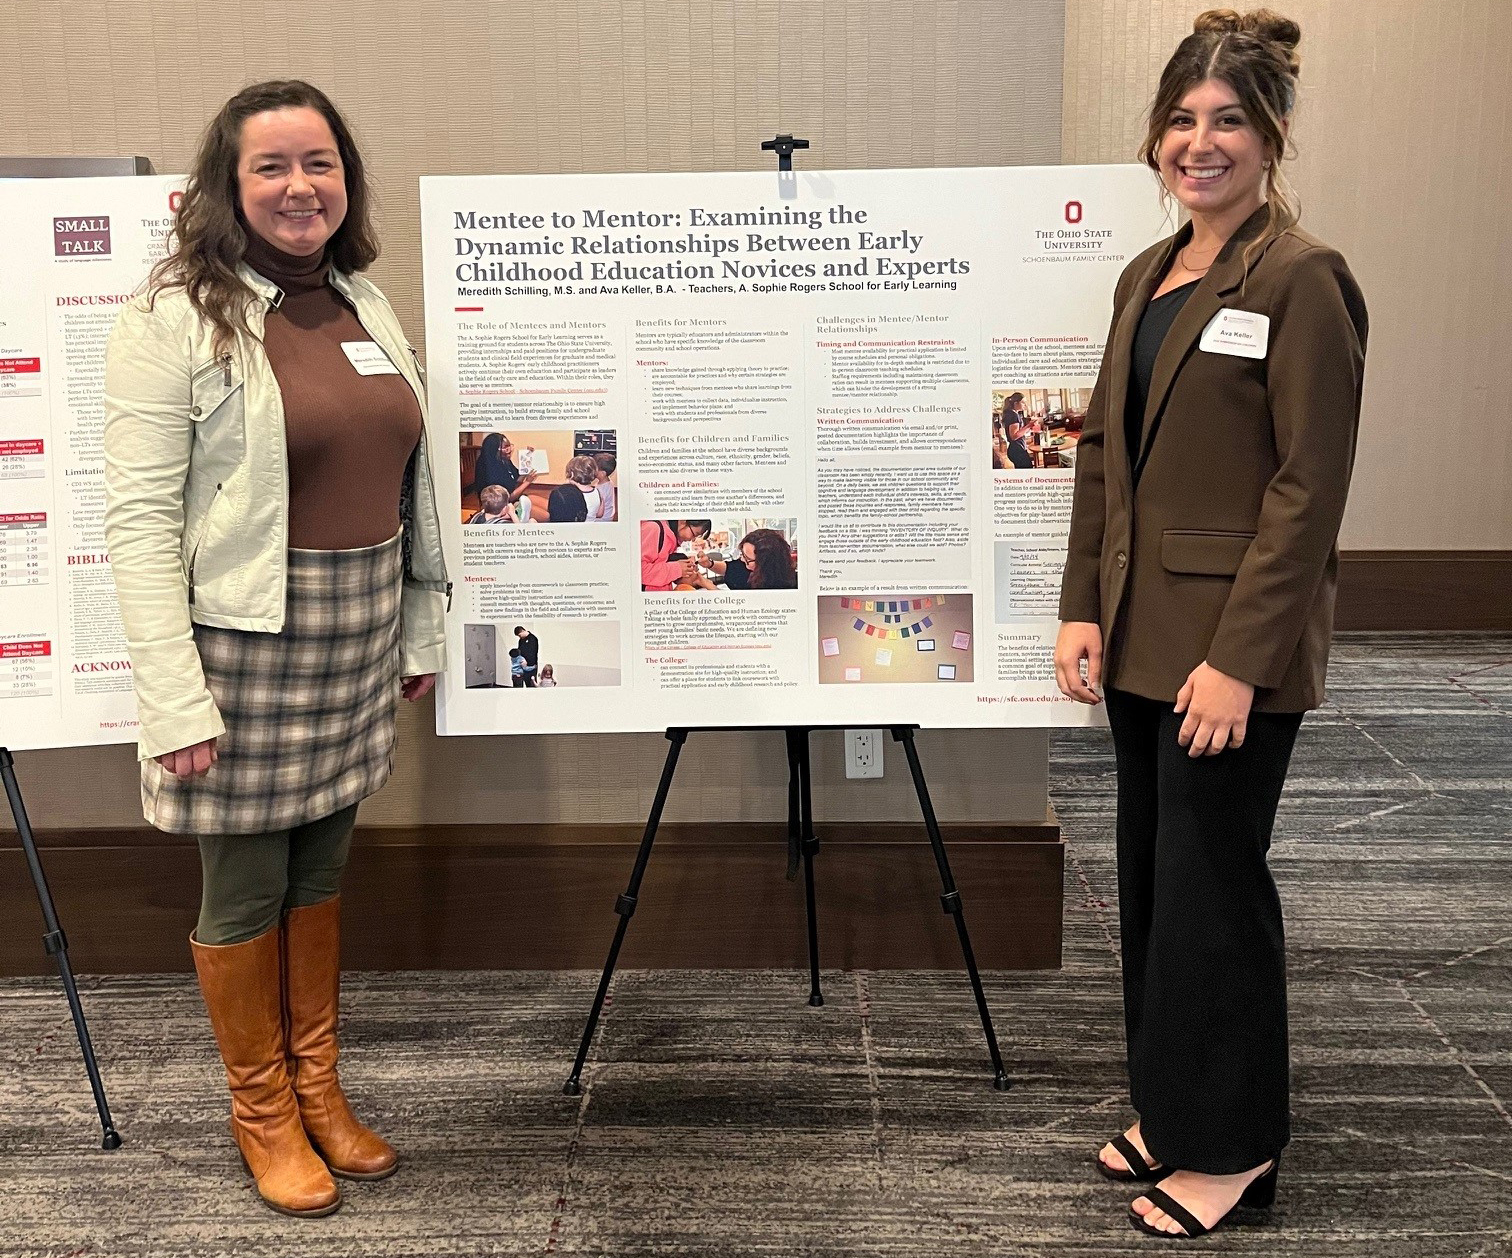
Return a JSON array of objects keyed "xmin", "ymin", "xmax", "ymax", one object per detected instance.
[
  {"xmin": 1096, "ymin": 1132, "xmax": 1172, "ymax": 1184},
  {"xmin": 1128, "ymin": 1157, "xmax": 1280, "ymax": 1239}
]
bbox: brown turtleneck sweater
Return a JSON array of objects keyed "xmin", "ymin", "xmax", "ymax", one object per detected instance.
[{"xmin": 243, "ymin": 233, "xmax": 423, "ymax": 550}]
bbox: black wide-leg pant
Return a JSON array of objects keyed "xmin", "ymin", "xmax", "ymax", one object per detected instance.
[{"xmin": 1105, "ymin": 686, "xmax": 1303, "ymax": 1175}]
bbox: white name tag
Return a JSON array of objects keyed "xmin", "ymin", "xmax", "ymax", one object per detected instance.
[
  {"xmin": 1199, "ymin": 309, "xmax": 1270, "ymax": 359},
  {"xmin": 340, "ymin": 341, "xmax": 401, "ymax": 375}
]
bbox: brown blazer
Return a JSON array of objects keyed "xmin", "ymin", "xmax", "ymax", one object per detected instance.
[{"xmin": 1059, "ymin": 206, "xmax": 1368, "ymax": 713}]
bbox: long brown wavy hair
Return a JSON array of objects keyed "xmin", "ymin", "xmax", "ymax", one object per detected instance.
[
  {"xmin": 1138, "ymin": 9, "xmax": 1303, "ymax": 269},
  {"xmin": 741, "ymin": 529, "xmax": 797, "ymax": 590},
  {"xmin": 147, "ymin": 80, "xmax": 379, "ymax": 352}
]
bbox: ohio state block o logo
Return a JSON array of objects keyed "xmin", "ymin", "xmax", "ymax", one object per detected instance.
[
  {"xmin": 169, "ymin": 190, "xmax": 184, "ymax": 213},
  {"xmin": 1065, "ymin": 201, "xmax": 1083, "ymax": 224}
]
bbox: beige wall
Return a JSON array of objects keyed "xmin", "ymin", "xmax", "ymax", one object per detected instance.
[
  {"xmin": 18, "ymin": 2, "xmax": 1496, "ymax": 832},
  {"xmin": 1064, "ymin": 0, "xmax": 1512, "ymax": 550},
  {"xmin": 1, "ymin": 0, "xmax": 1064, "ymax": 828}
]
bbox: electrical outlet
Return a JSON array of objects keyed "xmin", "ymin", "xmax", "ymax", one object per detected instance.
[{"xmin": 845, "ymin": 728, "xmax": 884, "ymax": 779}]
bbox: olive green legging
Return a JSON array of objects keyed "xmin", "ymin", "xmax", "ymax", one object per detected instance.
[{"xmin": 194, "ymin": 805, "xmax": 358, "ymax": 946}]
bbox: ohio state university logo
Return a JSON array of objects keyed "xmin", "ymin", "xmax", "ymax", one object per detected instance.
[
  {"xmin": 1064, "ymin": 201, "xmax": 1083, "ymax": 224},
  {"xmin": 54, "ymin": 216, "xmax": 111, "ymax": 257}
]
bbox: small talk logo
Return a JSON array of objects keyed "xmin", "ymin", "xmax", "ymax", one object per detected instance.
[
  {"xmin": 54, "ymin": 216, "xmax": 111, "ymax": 257},
  {"xmin": 1064, "ymin": 201, "xmax": 1083, "ymax": 224}
]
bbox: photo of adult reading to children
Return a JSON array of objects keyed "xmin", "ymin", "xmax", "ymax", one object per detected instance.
[
  {"xmin": 991, "ymin": 388, "xmax": 1093, "ymax": 471},
  {"xmin": 639, "ymin": 517, "xmax": 799, "ymax": 592},
  {"xmin": 460, "ymin": 429, "xmax": 618, "ymax": 524}
]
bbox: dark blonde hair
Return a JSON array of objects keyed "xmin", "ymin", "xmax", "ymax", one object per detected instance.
[
  {"xmin": 147, "ymin": 80, "xmax": 378, "ymax": 352},
  {"xmin": 1138, "ymin": 9, "xmax": 1302, "ymax": 265},
  {"xmin": 566, "ymin": 455, "xmax": 599, "ymax": 486}
]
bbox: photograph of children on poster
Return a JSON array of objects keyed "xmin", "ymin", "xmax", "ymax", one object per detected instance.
[{"xmin": 420, "ymin": 165, "xmax": 1169, "ymax": 736}]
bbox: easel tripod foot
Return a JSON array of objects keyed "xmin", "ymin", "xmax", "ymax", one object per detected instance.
[{"xmin": 1, "ymin": 747, "xmax": 124, "ymax": 1150}]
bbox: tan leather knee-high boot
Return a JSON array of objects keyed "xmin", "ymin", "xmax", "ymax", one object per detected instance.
[
  {"xmin": 283, "ymin": 896, "xmax": 397, "ymax": 1180},
  {"xmin": 190, "ymin": 928, "xmax": 341, "ymax": 1217}
]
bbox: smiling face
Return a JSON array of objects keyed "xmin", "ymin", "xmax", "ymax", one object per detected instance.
[
  {"xmin": 1156, "ymin": 78, "xmax": 1274, "ymax": 226},
  {"xmin": 237, "ymin": 107, "xmax": 348, "ymax": 256}
]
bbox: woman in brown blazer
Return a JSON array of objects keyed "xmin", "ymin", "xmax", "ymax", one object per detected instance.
[{"xmin": 1054, "ymin": 8, "xmax": 1367, "ymax": 1240}]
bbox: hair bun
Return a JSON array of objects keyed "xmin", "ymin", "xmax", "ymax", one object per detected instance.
[
  {"xmin": 1192, "ymin": 8, "xmax": 1245, "ymax": 34},
  {"xmin": 1193, "ymin": 7, "xmax": 1301, "ymax": 73}
]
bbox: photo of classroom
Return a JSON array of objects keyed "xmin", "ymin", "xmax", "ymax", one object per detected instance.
[
  {"xmin": 992, "ymin": 387, "xmax": 1093, "ymax": 470},
  {"xmin": 460, "ymin": 429, "xmax": 619, "ymax": 524},
  {"xmin": 640, "ymin": 517, "xmax": 799, "ymax": 592},
  {"xmin": 461, "ymin": 620, "xmax": 621, "ymax": 689},
  {"xmin": 816, "ymin": 594, "xmax": 974, "ymax": 683}
]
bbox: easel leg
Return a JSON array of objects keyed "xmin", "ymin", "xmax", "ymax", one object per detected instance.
[
  {"xmin": 0, "ymin": 748, "xmax": 124, "ymax": 1147},
  {"xmin": 890, "ymin": 729, "xmax": 1011, "ymax": 1091},
  {"xmin": 784, "ymin": 729, "xmax": 802, "ymax": 880},
  {"xmin": 563, "ymin": 729, "xmax": 688, "ymax": 1096},
  {"xmin": 794, "ymin": 729, "xmax": 823, "ymax": 1007}
]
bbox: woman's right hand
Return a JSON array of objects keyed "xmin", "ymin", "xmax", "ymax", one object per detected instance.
[
  {"xmin": 1054, "ymin": 621, "xmax": 1103, "ymax": 705},
  {"xmin": 157, "ymin": 737, "xmax": 218, "ymax": 779}
]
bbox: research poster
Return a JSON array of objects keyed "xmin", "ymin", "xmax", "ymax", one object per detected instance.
[
  {"xmin": 422, "ymin": 166, "xmax": 1168, "ymax": 735},
  {"xmin": 0, "ymin": 175, "xmax": 182, "ymax": 752}
]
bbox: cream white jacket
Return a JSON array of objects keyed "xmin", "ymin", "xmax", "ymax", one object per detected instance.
[{"xmin": 103, "ymin": 265, "xmax": 449, "ymax": 761}]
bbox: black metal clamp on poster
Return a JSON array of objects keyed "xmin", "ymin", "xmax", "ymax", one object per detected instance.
[
  {"xmin": 563, "ymin": 135, "xmax": 1010, "ymax": 1099},
  {"xmin": 760, "ymin": 133, "xmax": 810, "ymax": 171},
  {"xmin": 1, "ymin": 748, "xmax": 122, "ymax": 1149}
]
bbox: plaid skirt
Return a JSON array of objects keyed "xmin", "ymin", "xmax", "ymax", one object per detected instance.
[{"xmin": 142, "ymin": 533, "xmax": 404, "ymax": 835}]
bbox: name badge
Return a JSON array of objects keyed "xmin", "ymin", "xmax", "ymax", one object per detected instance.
[
  {"xmin": 1199, "ymin": 309, "xmax": 1270, "ymax": 359},
  {"xmin": 341, "ymin": 341, "xmax": 401, "ymax": 375}
]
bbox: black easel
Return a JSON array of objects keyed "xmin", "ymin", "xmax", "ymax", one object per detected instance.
[
  {"xmin": 1, "ymin": 748, "xmax": 122, "ymax": 1149},
  {"xmin": 563, "ymin": 726, "xmax": 1011, "ymax": 1095}
]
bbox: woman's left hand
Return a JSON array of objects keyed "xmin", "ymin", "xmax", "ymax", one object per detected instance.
[
  {"xmin": 401, "ymin": 673, "xmax": 437, "ymax": 701},
  {"xmin": 1174, "ymin": 662, "xmax": 1254, "ymax": 757}
]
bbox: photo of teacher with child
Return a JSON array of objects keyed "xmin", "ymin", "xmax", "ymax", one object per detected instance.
[
  {"xmin": 639, "ymin": 518, "xmax": 712, "ymax": 590},
  {"xmin": 460, "ymin": 430, "xmax": 618, "ymax": 525},
  {"xmin": 467, "ymin": 432, "xmax": 536, "ymax": 521},
  {"xmin": 695, "ymin": 528, "xmax": 798, "ymax": 591}
]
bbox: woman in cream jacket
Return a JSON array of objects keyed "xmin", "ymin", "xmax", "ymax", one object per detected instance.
[{"xmin": 104, "ymin": 80, "xmax": 447, "ymax": 1217}]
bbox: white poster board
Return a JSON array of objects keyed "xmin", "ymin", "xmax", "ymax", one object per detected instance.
[
  {"xmin": 422, "ymin": 165, "xmax": 1168, "ymax": 735},
  {"xmin": 0, "ymin": 175, "xmax": 182, "ymax": 752}
]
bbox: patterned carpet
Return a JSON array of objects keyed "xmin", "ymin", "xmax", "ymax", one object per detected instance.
[{"xmin": 1, "ymin": 632, "xmax": 1507, "ymax": 1256}]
